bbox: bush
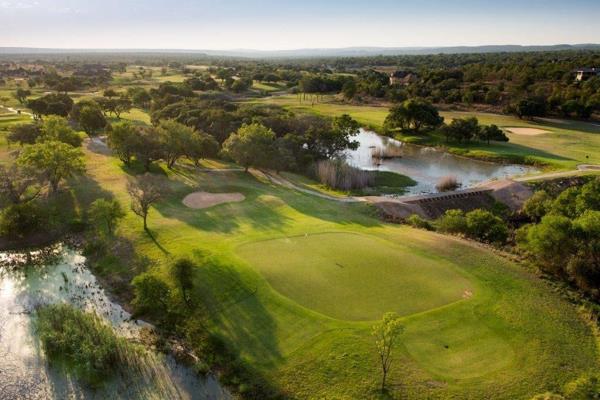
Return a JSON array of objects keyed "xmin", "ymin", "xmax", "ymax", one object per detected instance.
[
  {"xmin": 563, "ymin": 374, "xmax": 600, "ymax": 400},
  {"xmin": 406, "ymin": 214, "xmax": 433, "ymax": 230},
  {"xmin": 0, "ymin": 202, "xmax": 47, "ymax": 240},
  {"xmin": 465, "ymin": 209, "xmax": 509, "ymax": 244},
  {"xmin": 436, "ymin": 209, "xmax": 467, "ymax": 234},
  {"xmin": 522, "ymin": 190, "xmax": 552, "ymax": 220},
  {"xmin": 436, "ymin": 175, "xmax": 460, "ymax": 192}
]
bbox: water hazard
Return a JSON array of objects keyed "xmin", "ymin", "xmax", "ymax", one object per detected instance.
[
  {"xmin": 346, "ymin": 129, "xmax": 537, "ymax": 194},
  {"xmin": 0, "ymin": 245, "xmax": 230, "ymax": 400}
]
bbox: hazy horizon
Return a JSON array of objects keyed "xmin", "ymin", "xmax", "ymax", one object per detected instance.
[{"xmin": 1, "ymin": 0, "xmax": 599, "ymax": 50}]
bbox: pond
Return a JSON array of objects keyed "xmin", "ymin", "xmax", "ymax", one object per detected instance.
[
  {"xmin": 346, "ymin": 129, "xmax": 537, "ymax": 195},
  {"xmin": 0, "ymin": 245, "xmax": 231, "ymax": 400}
]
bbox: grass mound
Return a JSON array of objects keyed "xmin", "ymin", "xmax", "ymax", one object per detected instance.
[{"xmin": 236, "ymin": 232, "xmax": 473, "ymax": 321}]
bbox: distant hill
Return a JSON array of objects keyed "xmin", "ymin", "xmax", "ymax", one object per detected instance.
[{"xmin": 1, "ymin": 44, "xmax": 600, "ymax": 58}]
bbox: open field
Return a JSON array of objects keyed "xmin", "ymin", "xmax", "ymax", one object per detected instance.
[
  {"xmin": 45, "ymin": 135, "xmax": 598, "ymax": 399},
  {"xmin": 255, "ymin": 95, "xmax": 600, "ymax": 170}
]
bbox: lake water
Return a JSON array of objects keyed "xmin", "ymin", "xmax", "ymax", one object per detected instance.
[
  {"xmin": 0, "ymin": 245, "xmax": 231, "ymax": 400},
  {"xmin": 346, "ymin": 129, "xmax": 536, "ymax": 195}
]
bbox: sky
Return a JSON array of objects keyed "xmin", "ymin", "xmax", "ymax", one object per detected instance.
[{"xmin": 1, "ymin": 0, "xmax": 599, "ymax": 50}]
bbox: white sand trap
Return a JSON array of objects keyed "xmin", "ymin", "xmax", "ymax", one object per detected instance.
[
  {"xmin": 505, "ymin": 127, "xmax": 550, "ymax": 136},
  {"xmin": 182, "ymin": 191, "xmax": 245, "ymax": 209}
]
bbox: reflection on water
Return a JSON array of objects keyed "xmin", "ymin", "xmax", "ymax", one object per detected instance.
[
  {"xmin": 346, "ymin": 129, "xmax": 537, "ymax": 194},
  {"xmin": 0, "ymin": 246, "xmax": 230, "ymax": 400}
]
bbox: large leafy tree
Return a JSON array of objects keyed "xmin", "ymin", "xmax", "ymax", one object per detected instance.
[
  {"xmin": 106, "ymin": 121, "xmax": 138, "ymax": 165},
  {"xmin": 17, "ymin": 141, "xmax": 85, "ymax": 193},
  {"xmin": 384, "ymin": 99, "xmax": 443, "ymax": 133},
  {"xmin": 40, "ymin": 115, "xmax": 82, "ymax": 147},
  {"xmin": 157, "ymin": 119, "xmax": 197, "ymax": 169},
  {"xmin": 222, "ymin": 123, "xmax": 275, "ymax": 171},
  {"xmin": 73, "ymin": 102, "xmax": 106, "ymax": 136},
  {"xmin": 304, "ymin": 113, "xmax": 360, "ymax": 159}
]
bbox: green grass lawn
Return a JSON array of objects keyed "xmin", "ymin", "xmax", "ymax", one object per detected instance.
[
  {"xmin": 255, "ymin": 95, "xmax": 600, "ymax": 170},
  {"xmin": 252, "ymin": 81, "xmax": 287, "ymax": 93},
  {"xmin": 236, "ymin": 232, "xmax": 473, "ymax": 321},
  {"xmin": 65, "ymin": 141, "xmax": 600, "ymax": 399}
]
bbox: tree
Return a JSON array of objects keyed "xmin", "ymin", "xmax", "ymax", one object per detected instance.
[
  {"xmin": 107, "ymin": 122, "xmax": 138, "ymax": 164},
  {"xmin": 304, "ymin": 114, "xmax": 360, "ymax": 159},
  {"xmin": 522, "ymin": 190, "xmax": 552, "ymax": 221},
  {"xmin": 514, "ymin": 99, "xmax": 546, "ymax": 119},
  {"xmin": 222, "ymin": 123, "xmax": 276, "ymax": 171},
  {"xmin": 113, "ymin": 97, "xmax": 132, "ymax": 118},
  {"xmin": 384, "ymin": 99, "xmax": 443, "ymax": 133},
  {"xmin": 76, "ymin": 103, "xmax": 106, "ymax": 135},
  {"xmin": 17, "ymin": 141, "xmax": 85, "ymax": 193},
  {"xmin": 183, "ymin": 131, "xmax": 219, "ymax": 166},
  {"xmin": 88, "ymin": 198, "xmax": 125, "ymax": 236},
  {"xmin": 128, "ymin": 87, "xmax": 152, "ymax": 108},
  {"xmin": 40, "ymin": 115, "xmax": 82, "ymax": 147},
  {"xmin": 7, "ymin": 123, "xmax": 41, "ymax": 145},
  {"xmin": 372, "ymin": 312, "xmax": 403, "ymax": 392},
  {"xmin": 342, "ymin": 79, "xmax": 357, "ymax": 101},
  {"xmin": 14, "ymin": 88, "xmax": 31, "ymax": 104},
  {"xmin": 132, "ymin": 126, "xmax": 162, "ymax": 171},
  {"xmin": 0, "ymin": 202, "xmax": 46, "ymax": 240},
  {"xmin": 0, "ymin": 165, "xmax": 40, "ymax": 205},
  {"xmin": 172, "ymin": 258, "xmax": 195, "ymax": 307},
  {"xmin": 157, "ymin": 119, "xmax": 196, "ymax": 169},
  {"xmin": 127, "ymin": 173, "xmax": 165, "ymax": 230},
  {"xmin": 103, "ymin": 89, "xmax": 118, "ymax": 98},
  {"xmin": 27, "ymin": 93, "xmax": 73, "ymax": 119},
  {"xmin": 478, "ymin": 124, "xmax": 509, "ymax": 144},
  {"xmin": 441, "ymin": 117, "xmax": 480, "ymax": 143},
  {"xmin": 132, "ymin": 273, "xmax": 171, "ymax": 317}
]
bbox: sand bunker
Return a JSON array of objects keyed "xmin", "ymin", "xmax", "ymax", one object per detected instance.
[
  {"xmin": 505, "ymin": 127, "xmax": 550, "ymax": 136},
  {"xmin": 182, "ymin": 191, "xmax": 245, "ymax": 209}
]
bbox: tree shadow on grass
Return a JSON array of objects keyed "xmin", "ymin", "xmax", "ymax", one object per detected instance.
[
  {"xmin": 153, "ymin": 166, "xmax": 382, "ymax": 235},
  {"xmin": 145, "ymin": 228, "xmax": 171, "ymax": 256},
  {"xmin": 188, "ymin": 253, "xmax": 286, "ymax": 395}
]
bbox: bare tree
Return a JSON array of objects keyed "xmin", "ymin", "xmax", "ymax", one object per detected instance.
[
  {"xmin": 372, "ymin": 312, "xmax": 404, "ymax": 393},
  {"xmin": 126, "ymin": 173, "xmax": 165, "ymax": 230}
]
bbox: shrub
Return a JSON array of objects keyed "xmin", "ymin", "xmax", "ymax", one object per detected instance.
[
  {"xmin": 406, "ymin": 214, "xmax": 433, "ymax": 230},
  {"xmin": 465, "ymin": 209, "xmax": 509, "ymax": 244},
  {"xmin": 0, "ymin": 202, "xmax": 47, "ymax": 240},
  {"xmin": 563, "ymin": 374, "xmax": 600, "ymax": 400},
  {"xmin": 436, "ymin": 209, "xmax": 467, "ymax": 234},
  {"xmin": 522, "ymin": 190, "xmax": 552, "ymax": 221},
  {"xmin": 436, "ymin": 175, "xmax": 460, "ymax": 192}
]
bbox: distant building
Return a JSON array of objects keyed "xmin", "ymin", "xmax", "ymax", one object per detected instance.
[
  {"xmin": 574, "ymin": 68, "xmax": 600, "ymax": 82},
  {"xmin": 389, "ymin": 70, "xmax": 418, "ymax": 86}
]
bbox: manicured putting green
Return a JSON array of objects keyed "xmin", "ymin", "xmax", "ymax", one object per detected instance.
[{"xmin": 237, "ymin": 232, "xmax": 473, "ymax": 321}]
